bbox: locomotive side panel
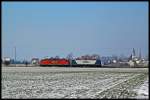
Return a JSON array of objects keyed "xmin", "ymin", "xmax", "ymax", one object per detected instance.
[
  {"xmin": 71, "ymin": 59, "xmax": 101, "ymax": 67},
  {"xmin": 40, "ymin": 59, "xmax": 70, "ymax": 66}
]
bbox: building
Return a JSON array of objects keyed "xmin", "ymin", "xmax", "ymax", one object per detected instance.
[
  {"xmin": 128, "ymin": 48, "xmax": 148, "ymax": 67},
  {"xmin": 31, "ymin": 58, "xmax": 39, "ymax": 65}
]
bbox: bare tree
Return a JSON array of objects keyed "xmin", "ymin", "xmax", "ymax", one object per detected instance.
[
  {"xmin": 67, "ymin": 53, "xmax": 73, "ymax": 67},
  {"xmin": 112, "ymin": 54, "xmax": 118, "ymax": 60},
  {"xmin": 66, "ymin": 53, "xmax": 73, "ymax": 60},
  {"xmin": 55, "ymin": 56, "xmax": 59, "ymax": 59},
  {"xmin": 92, "ymin": 54, "xmax": 100, "ymax": 60}
]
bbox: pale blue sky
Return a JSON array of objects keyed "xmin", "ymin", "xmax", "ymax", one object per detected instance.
[{"xmin": 2, "ymin": 2, "xmax": 148, "ymax": 60}]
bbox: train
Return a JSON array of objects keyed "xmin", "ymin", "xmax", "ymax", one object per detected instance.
[
  {"xmin": 2, "ymin": 55, "xmax": 102, "ymax": 67},
  {"xmin": 39, "ymin": 55, "xmax": 102, "ymax": 67}
]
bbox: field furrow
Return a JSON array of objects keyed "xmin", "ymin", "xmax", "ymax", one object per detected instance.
[{"xmin": 2, "ymin": 67, "xmax": 148, "ymax": 99}]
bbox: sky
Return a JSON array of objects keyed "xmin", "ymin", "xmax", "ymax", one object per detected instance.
[{"xmin": 2, "ymin": 2, "xmax": 148, "ymax": 60}]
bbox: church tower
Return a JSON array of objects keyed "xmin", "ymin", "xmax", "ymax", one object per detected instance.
[{"xmin": 132, "ymin": 48, "xmax": 136, "ymax": 59}]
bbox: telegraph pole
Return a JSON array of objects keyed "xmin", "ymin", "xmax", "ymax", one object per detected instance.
[
  {"xmin": 139, "ymin": 48, "xmax": 141, "ymax": 59},
  {"xmin": 15, "ymin": 46, "xmax": 16, "ymax": 66}
]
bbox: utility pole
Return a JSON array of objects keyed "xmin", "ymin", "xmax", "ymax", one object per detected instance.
[
  {"xmin": 139, "ymin": 48, "xmax": 141, "ymax": 59},
  {"xmin": 15, "ymin": 46, "xmax": 16, "ymax": 66}
]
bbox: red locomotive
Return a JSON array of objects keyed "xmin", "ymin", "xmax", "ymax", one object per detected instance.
[{"xmin": 40, "ymin": 58, "xmax": 70, "ymax": 66}]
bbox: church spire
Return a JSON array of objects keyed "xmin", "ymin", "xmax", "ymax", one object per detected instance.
[{"xmin": 133, "ymin": 48, "xmax": 136, "ymax": 57}]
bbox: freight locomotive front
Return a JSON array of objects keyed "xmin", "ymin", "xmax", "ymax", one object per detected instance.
[{"xmin": 71, "ymin": 55, "xmax": 101, "ymax": 67}]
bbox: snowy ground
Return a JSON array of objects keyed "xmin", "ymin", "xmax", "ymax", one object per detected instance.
[
  {"xmin": 2, "ymin": 66, "xmax": 149, "ymax": 99},
  {"xmin": 132, "ymin": 77, "xmax": 149, "ymax": 99}
]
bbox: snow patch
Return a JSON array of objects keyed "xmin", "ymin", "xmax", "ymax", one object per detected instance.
[{"xmin": 133, "ymin": 78, "xmax": 149, "ymax": 99}]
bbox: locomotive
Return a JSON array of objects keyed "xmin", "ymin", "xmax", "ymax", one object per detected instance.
[
  {"xmin": 39, "ymin": 55, "xmax": 101, "ymax": 67},
  {"xmin": 40, "ymin": 58, "xmax": 70, "ymax": 66}
]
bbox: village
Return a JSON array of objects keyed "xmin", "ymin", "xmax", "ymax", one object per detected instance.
[{"xmin": 2, "ymin": 48, "xmax": 149, "ymax": 67}]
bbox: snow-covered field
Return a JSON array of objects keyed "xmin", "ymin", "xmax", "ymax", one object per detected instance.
[
  {"xmin": 2, "ymin": 66, "xmax": 149, "ymax": 99},
  {"xmin": 132, "ymin": 77, "xmax": 149, "ymax": 99}
]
